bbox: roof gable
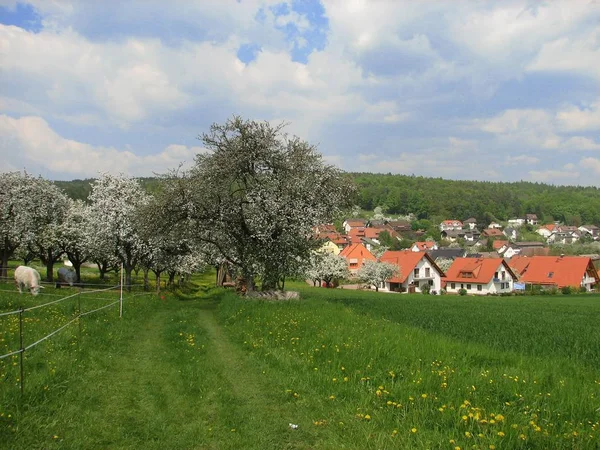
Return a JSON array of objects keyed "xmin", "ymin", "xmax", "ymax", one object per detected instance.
[
  {"xmin": 380, "ymin": 250, "xmax": 445, "ymax": 283},
  {"xmin": 518, "ymin": 256, "xmax": 599, "ymax": 288},
  {"xmin": 444, "ymin": 258, "xmax": 517, "ymax": 283}
]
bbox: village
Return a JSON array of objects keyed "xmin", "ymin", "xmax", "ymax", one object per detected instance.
[{"xmin": 315, "ymin": 215, "xmax": 600, "ymax": 294}]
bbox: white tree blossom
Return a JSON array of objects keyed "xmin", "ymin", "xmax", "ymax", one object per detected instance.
[
  {"xmin": 88, "ymin": 174, "xmax": 150, "ymax": 289},
  {"xmin": 0, "ymin": 172, "xmax": 68, "ymax": 281},
  {"xmin": 150, "ymin": 117, "xmax": 355, "ymax": 291},
  {"xmin": 357, "ymin": 260, "xmax": 400, "ymax": 292},
  {"xmin": 305, "ymin": 252, "xmax": 350, "ymax": 288},
  {"xmin": 58, "ymin": 199, "xmax": 92, "ymax": 282}
]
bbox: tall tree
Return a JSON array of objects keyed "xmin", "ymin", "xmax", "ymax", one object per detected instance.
[
  {"xmin": 88, "ymin": 174, "xmax": 150, "ymax": 290},
  {"xmin": 151, "ymin": 116, "xmax": 355, "ymax": 291}
]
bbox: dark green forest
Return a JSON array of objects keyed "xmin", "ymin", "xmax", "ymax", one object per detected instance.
[{"xmin": 54, "ymin": 173, "xmax": 600, "ymax": 226}]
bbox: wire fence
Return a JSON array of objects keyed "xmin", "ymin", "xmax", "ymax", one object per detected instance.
[{"xmin": 0, "ymin": 273, "xmax": 155, "ymax": 395}]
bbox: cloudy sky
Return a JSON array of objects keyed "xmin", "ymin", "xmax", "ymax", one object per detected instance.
[{"xmin": 1, "ymin": 1, "xmax": 599, "ymax": 184}]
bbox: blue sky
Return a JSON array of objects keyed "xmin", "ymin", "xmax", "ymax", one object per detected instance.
[{"xmin": 1, "ymin": 0, "xmax": 600, "ymax": 185}]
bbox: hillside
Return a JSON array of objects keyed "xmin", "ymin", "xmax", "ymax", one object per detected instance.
[{"xmin": 54, "ymin": 173, "xmax": 600, "ymax": 226}]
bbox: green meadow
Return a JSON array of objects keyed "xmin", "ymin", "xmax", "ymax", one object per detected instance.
[{"xmin": 1, "ymin": 274, "xmax": 599, "ymax": 449}]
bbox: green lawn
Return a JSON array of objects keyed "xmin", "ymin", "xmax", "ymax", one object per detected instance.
[{"xmin": 1, "ymin": 276, "xmax": 599, "ymax": 449}]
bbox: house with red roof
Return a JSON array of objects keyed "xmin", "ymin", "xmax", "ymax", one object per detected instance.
[
  {"xmin": 444, "ymin": 258, "xmax": 517, "ymax": 295},
  {"xmin": 481, "ymin": 228, "xmax": 505, "ymax": 238},
  {"xmin": 439, "ymin": 220, "xmax": 463, "ymax": 232},
  {"xmin": 508, "ymin": 255, "xmax": 599, "ymax": 291},
  {"xmin": 379, "ymin": 250, "xmax": 445, "ymax": 293},
  {"xmin": 343, "ymin": 218, "xmax": 367, "ymax": 233},
  {"xmin": 339, "ymin": 243, "xmax": 376, "ymax": 275},
  {"xmin": 536, "ymin": 224, "xmax": 556, "ymax": 239},
  {"xmin": 411, "ymin": 241, "xmax": 438, "ymax": 252}
]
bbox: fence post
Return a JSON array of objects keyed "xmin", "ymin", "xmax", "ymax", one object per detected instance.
[
  {"xmin": 119, "ymin": 263, "xmax": 123, "ymax": 318},
  {"xmin": 18, "ymin": 307, "xmax": 24, "ymax": 396},
  {"xmin": 77, "ymin": 290, "xmax": 82, "ymax": 351}
]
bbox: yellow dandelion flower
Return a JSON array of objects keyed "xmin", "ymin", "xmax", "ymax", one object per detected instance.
[
  {"xmin": 421, "ymin": 393, "xmax": 428, "ymax": 399},
  {"xmin": 465, "ymin": 431, "xmax": 472, "ymax": 438},
  {"xmin": 411, "ymin": 427, "xmax": 417, "ymax": 433},
  {"xmin": 364, "ymin": 414, "xmax": 371, "ymax": 421}
]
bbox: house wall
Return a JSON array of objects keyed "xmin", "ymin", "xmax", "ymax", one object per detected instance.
[
  {"xmin": 319, "ymin": 241, "xmax": 341, "ymax": 255},
  {"xmin": 537, "ymin": 228, "xmax": 552, "ymax": 238},
  {"xmin": 445, "ymin": 263, "xmax": 514, "ymax": 295},
  {"xmin": 383, "ymin": 258, "xmax": 442, "ymax": 293},
  {"xmin": 581, "ymin": 274, "xmax": 597, "ymax": 291}
]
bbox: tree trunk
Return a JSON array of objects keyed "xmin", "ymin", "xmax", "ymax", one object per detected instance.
[
  {"xmin": 143, "ymin": 268, "xmax": 149, "ymax": 291},
  {"xmin": 125, "ymin": 265, "xmax": 133, "ymax": 292},
  {"xmin": 73, "ymin": 262, "xmax": 82, "ymax": 284},
  {"xmin": 97, "ymin": 262, "xmax": 107, "ymax": 280},
  {"xmin": 155, "ymin": 271, "xmax": 162, "ymax": 293},
  {"xmin": 46, "ymin": 257, "xmax": 54, "ymax": 283},
  {"xmin": 168, "ymin": 271, "xmax": 175, "ymax": 288},
  {"xmin": 0, "ymin": 249, "xmax": 9, "ymax": 279}
]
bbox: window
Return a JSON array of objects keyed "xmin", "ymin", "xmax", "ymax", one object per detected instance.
[
  {"xmin": 425, "ymin": 268, "xmax": 431, "ymax": 277},
  {"xmin": 414, "ymin": 268, "xmax": 419, "ymax": 278},
  {"xmin": 451, "ymin": 283, "xmax": 455, "ymax": 289},
  {"xmin": 428, "ymin": 280, "xmax": 433, "ymax": 286},
  {"xmin": 494, "ymin": 272, "xmax": 499, "ymax": 279},
  {"xmin": 467, "ymin": 284, "xmax": 472, "ymax": 290},
  {"xmin": 501, "ymin": 271, "xmax": 506, "ymax": 280},
  {"xmin": 461, "ymin": 284, "xmax": 464, "ymax": 289},
  {"xmin": 477, "ymin": 285, "xmax": 482, "ymax": 291}
]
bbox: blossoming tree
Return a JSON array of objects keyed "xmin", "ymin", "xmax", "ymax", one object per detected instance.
[
  {"xmin": 357, "ymin": 260, "xmax": 400, "ymax": 292},
  {"xmin": 88, "ymin": 174, "xmax": 150, "ymax": 290},
  {"xmin": 151, "ymin": 116, "xmax": 354, "ymax": 291}
]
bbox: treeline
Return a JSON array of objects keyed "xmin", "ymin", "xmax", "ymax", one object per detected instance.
[
  {"xmin": 55, "ymin": 173, "xmax": 600, "ymax": 226},
  {"xmin": 353, "ymin": 173, "xmax": 600, "ymax": 226}
]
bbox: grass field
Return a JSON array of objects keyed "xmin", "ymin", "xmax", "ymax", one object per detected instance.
[{"xmin": 1, "ymin": 273, "xmax": 599, "ymax": 449}]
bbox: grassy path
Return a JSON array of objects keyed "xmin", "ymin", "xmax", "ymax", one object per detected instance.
[{"xmin": 8, "ymin": 294, "xmax": 311, "ymax": 450}]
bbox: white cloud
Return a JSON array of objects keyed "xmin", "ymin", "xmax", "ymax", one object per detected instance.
[
  {"xmin": 479, "ymin": 107, "xmax": 600, "ymax": 152},
  {"xmin": 556, "ymin": 99, "xmax": 600, "ymax": 132},
  {"xmin": 506, "ymin": 155, "xmax": 540, "ymax": 165},
  {"xmin": 581, "ymin": 157, "xmax": 600, "ymax": 175},
  {"xmin": 0, "ymin": 115, "xmax": 202, "ymax": 178},
  {"xmin": 528, "ymin": 166, "xmax": 581, "ymax": 183},
  {"xmin": 527, "ymin": 29, "xmax": 600, "ymax": 80}
]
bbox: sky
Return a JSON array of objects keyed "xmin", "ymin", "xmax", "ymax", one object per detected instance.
[{"xmin": 1, "ymin": 0, "xmax": 600, "ymax": 185}]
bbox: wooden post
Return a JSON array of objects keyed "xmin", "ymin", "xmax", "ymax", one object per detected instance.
[{"xmin": 19, "ymin": 307, "xmax": 24, "ymax": 396}]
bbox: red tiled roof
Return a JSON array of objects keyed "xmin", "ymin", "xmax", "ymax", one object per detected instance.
[
  {"xmin": 412, "ymin": 241, "xmax": 436, "ymax": 251},
  {"xmin": 339, "ymin": 243, "xmax": 376, "ymax": 261},
  {"xmin": 380, "ymin": 250, "xmax": 444, "ymax": 283},
  {"xmin": 442, "ymin": 220, "xmax": 463, "ymax": 225},
  {"xmin": 507, "ymin": 255, "xmax": 531, "ymax": 276},
  {"xmin": 493, "ymin": 240, "xmax": 509, "ymax": 250},
  {"xmin": 482, "ymin": 228, "xmax": 505, "ymax": 237},
  {"xmin": 517, "ymin": 256, "xmax": 599, "ymax": 288},
  {"xmin": 444, "ymin": 258, "xmax": 516, "ymax": 283},
  {"xmin": 540, "ymin": 224, "xmax": 556, "ymax": 232}
]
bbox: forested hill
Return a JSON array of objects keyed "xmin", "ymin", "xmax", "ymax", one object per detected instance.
[
  {"xmin": 352, "ymin": 173, "xmax": 600, "ymax": 225},
  {"xmin": 54, "ymin": 173, "xmax": 600, "ymax": 226}
]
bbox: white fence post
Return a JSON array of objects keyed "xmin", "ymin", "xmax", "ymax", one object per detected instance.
[{"xmin": 119, "ymin": 263, "xmax": 123, "ymax": 318}]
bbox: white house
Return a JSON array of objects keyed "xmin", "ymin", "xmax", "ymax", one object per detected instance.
[
  {"xmin": 536, "ymin": 224, "xmax": 556, "ymax": 238},
  {"xmin": 488, "ymin": 222, "xmax": 503, "ymax": 230},
  {"xmin": 508, "ymin": 218, "xmax": 525, "ymax": 227},
  {"xmin": 439, "ymin": 220, "xmax": 463, "ymax": 231},
  {"xmin": 444, "ymin": 258, "xmax": 517, "ymax": 295},
  {"xmin": 379, "ymin": 250, "xmax": 445, "ymax": 293},
  {"xmin": 525, "ymin": 214, "xmax": 538, "ymax": 226}
]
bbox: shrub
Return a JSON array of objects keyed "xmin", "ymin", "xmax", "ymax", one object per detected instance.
[
  {"xmin": 561, "ymin": 286, "xmax": 572, "ymax": 295},
  {"xmin": 579, "ymin": 285, "xmax": 588, "ymax": 294},
  {"xmin": 421, "ymin": 284, "xmax": 431, "ymax": 295},
  {"xmin": 458, "ymin": 288, "xmax": 467, "ymax": 296},
  {"xmin": 439, "ymin": 288, "xmax": 447, "ymax": 295}
]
